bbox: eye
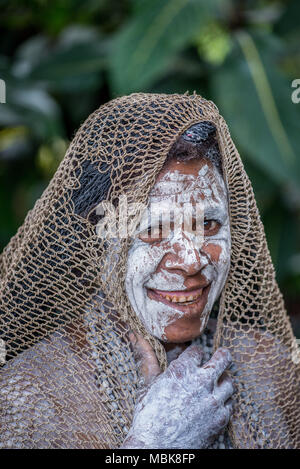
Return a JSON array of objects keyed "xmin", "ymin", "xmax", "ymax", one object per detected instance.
[
  {"xmin": 138, "ymin": 223, "xmax": 168, "ymax": 243},
  {"xmin": 204, "ymin": 219, "xmax": 221, "ymax": 236}
]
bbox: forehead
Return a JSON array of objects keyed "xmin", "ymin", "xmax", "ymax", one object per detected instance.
[
  {"xmin": 156, "ymin": 157, "xmax": 210, "ymax": 179},
  {"xmin": 149, "ymin": 158, "xmax": 227, "ymax": 204}
]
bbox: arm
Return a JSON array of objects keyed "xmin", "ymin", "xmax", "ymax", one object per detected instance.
[{"xmin": 0, "ymin": 323, "xmax": 108, "ymax": 449}]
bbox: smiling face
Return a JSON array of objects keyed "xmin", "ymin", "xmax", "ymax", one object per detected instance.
[{"xmin": 125, "ymin": 157, "xmax": 231, "ymax": 343}]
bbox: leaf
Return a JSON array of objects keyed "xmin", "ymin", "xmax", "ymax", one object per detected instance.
[
  {"xmin": 27, "ymin": 43, "xmax": 106, "ymax": 92},
  {"xmin": 195, "ymin": 21, "xmax": 232, "ymax": 66},
  {"xmin": 30, "ymin": 42, "xmax": 105, "ymax": 80},
  {"xmin": 109, "ymin": 0, "xmax": 223, "ymax": 94},
  {"xmin": 274, "ymin": 0, "xmax": 300, "ymax": 37},
  {"xmin": 11, "ymin": 29, "xmax": 106, "ymax": 93},
  {"xmin": 0, "ymin": 126, "xmax": 31, "ymax": 161},
  {"xmin": 211, "ymin": 31, "xmax": 300, "ymax": 185},
  {"xmin": 0, "ymin": 86, "xmax": 64, "ymax": 139},
  {"xmin": 243, "ymin": 158, "xmax": 277, "ymax": 214},
  {"xmin": 36, "ymin": 138, "xmax": 68, "ymax": 178},
  {"xmin": 150, "ymin": 51, "xmax": 208, "ymax": 95},
  {"xmin": 262, "ymin": 198, "xmax": 298, "ymax": 281}
]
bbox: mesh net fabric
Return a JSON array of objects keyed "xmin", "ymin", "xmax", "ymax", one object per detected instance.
[{"xmin": 0, "ymin": 92, "xmax": 299, "ymax": 449}]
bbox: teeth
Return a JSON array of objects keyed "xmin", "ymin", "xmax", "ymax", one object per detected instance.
[
  {"xmin": 155, "ymin": 288, "xmax": 206, "ymax": 303},
  {"xmin": 161, "ymin": 292, "xmax": 202, "ymax": 303}
]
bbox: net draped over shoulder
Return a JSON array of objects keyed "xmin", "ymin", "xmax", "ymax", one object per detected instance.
[{"xmin": 0, "ymin": 93, "xmax": 299, "ymax": 449}]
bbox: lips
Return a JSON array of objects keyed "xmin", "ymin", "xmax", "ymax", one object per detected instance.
[
  {"xmin": 149, "ymin": 287, "xmax": 204, "ymax": 304},
  {"xmin": 146, "ymin": 284, "xmax": 211, "ymax": 316}
]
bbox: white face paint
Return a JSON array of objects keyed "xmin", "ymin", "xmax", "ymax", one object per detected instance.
[{"xmin": 125, "ymin": 160, "xmax": 231, "ymax": 342}]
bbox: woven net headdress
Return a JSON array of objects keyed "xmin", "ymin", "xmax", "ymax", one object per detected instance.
[{"xmin": 0, "ymin": 92, "xmax": 299, "ymax": 449}]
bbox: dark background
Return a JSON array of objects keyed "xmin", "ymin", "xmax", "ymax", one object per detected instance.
[{"xmin": 0, "ymin": 0, "xmax": 299, "ymax": 335}]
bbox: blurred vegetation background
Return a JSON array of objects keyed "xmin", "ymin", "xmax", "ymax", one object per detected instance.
[{"xmin": 0, "ymin": 0, "xmax": 299, "ymax": 334}]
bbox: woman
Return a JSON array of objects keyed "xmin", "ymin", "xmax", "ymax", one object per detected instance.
[{"xmin": 0, "ymin": 93, "xmax": 299, "ymax": 449}]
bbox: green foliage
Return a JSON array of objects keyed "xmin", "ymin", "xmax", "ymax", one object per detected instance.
[
  {"xmin": 212, "ymin": 31, "xmax": 300, "ymax": 184},
  {"xmin": 195, "ymin": 21, "xmax": 232, "ymax": 66},
  {"xmin": 109, "ymin": 0, "xmax": 221, "ymax": 94},
  {"xmin": 0, "ymin": 0, "xmax": 300, "ymax": 304}
]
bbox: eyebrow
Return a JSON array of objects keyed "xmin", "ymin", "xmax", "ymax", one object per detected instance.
[
  {"xmin": 204, "ymin": 206, "xmax": 228, "ymax": 222},
  {"xmin": 136, "ymin": 198, "xmax": 228, "ymax": 231}
]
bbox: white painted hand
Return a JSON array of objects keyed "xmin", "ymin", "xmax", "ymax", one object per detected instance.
[{"xmin": 122, "ymin": 333, "xmax": 234, "ymax": 449}]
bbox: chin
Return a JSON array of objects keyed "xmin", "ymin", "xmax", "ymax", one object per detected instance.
[{"xmin": 162, "ymin": 314, "xmax": 210, "ymax": 344}]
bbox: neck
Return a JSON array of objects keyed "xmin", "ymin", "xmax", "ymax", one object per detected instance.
[{"xmin": 162, "ymin": 318, "xmax": 218, "ymax": 363}]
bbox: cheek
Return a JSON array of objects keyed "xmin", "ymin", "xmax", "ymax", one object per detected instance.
[
  {"xmin": 202, "ymin": 240, "xmax": 231, "ymax": 271},
  {"xmin": 202, "ymin": 242, "xmax": 222, "ymax": 263},
  {"xmin": 126, "ymin": 243, "xmax": 164, "ymax": 282}
]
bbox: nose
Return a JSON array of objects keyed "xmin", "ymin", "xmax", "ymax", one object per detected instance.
[{"xmin": 163, "ymin": 231, "xmax": 208, "ymax": 276}]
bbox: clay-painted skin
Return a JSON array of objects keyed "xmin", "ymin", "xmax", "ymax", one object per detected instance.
[
  {"xmin": 125, "ymin": 158, "xmax": 231, "ymax": 343},
  {"xmin": 122, "ymin": 335, "xmax": 234, "ymax": 449},
  {"xmin": 122, "ymin": 157, "xmax": 234, "ymax": 449}
]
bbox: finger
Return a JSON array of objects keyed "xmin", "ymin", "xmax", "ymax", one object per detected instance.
[
  {"xmin": 225, "ymin": 397, "xmax": 234, "ymax": 410},
  {"xmin": 214, "ymin": 373, "xmax": 235, "ymax": 403},
  {"xmin": 218, "ymin": 401, "xmax": 233, "ymax": 428},
  {"xmin": 224, "ymin": 398, "xmax": 234, "ymax": 421},
  {"xmin": 167, "ymin": 345, "xmax": 204, "ymax": 382},
  {"xmin": 202, "ymin": 347, "xmax": 232, "ymax": 383},
  {"xmin": 128, "ymin": 332, "xmax": 161, "ymax": 385},
  {"xmin": 175, "ymin": 344, "xmax": 204, "ymax": 367}
]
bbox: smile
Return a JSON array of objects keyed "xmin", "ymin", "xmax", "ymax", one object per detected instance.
[
  {"xmin": 146, "ymin": 286, "xmax": 211, "ymax": 311},
  {"xmin": 150, "ymin": 288, "xmax": 204, "ymax": 304}
]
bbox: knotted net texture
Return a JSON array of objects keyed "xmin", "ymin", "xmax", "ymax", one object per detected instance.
[{"xmin": 0, "ymin": 93, "xmax": 299, "ymax": 449}]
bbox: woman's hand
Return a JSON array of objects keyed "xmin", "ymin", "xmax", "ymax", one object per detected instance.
[{"xmin": 121, "ymin": 333, "xmax": 234, "ymax": 449}]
